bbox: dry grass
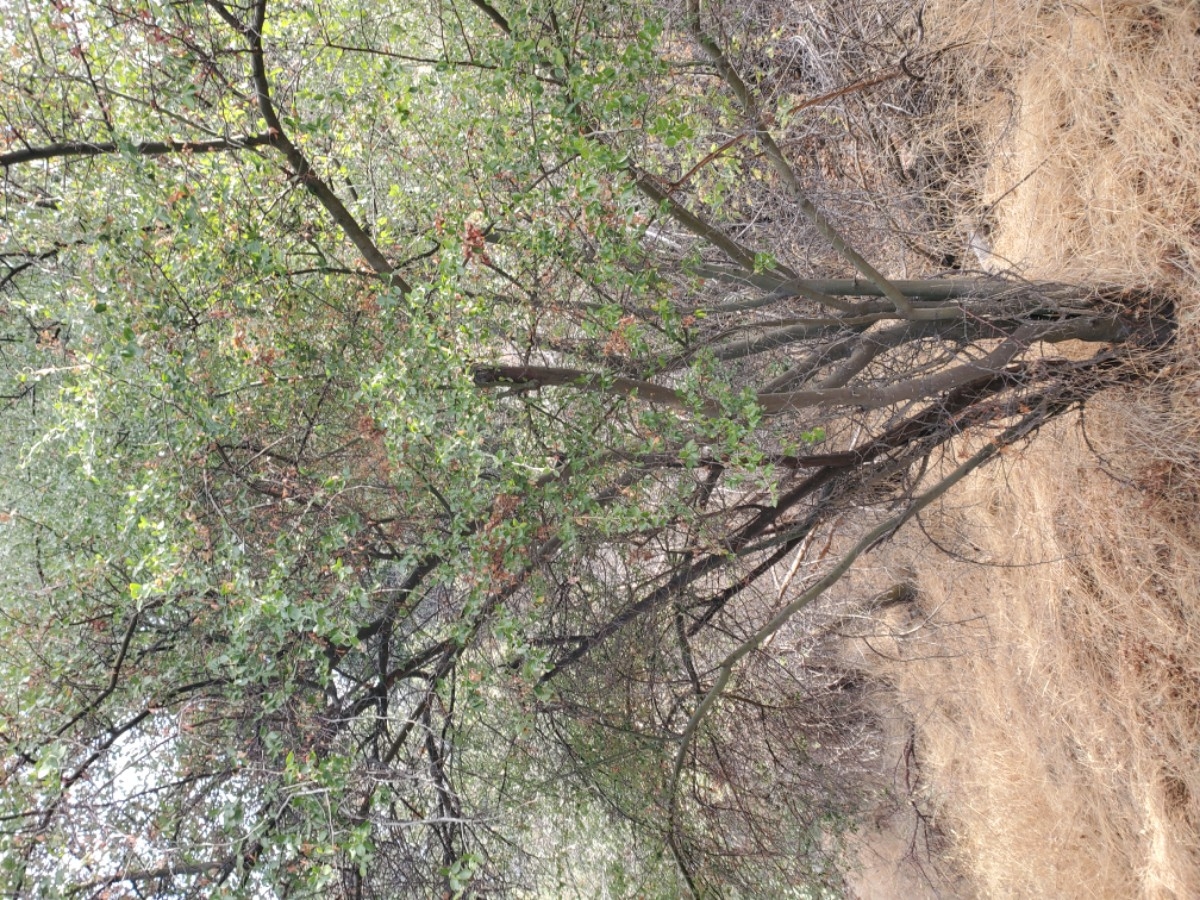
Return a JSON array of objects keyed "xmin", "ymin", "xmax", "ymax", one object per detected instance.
[
  {"xmin": 862, "ymin": 405, "xmax": 1200, "ymax": 898},
  {"xmin": 914, "ymin": 0, "xmax": 1200, "ymax": 288},
  {"xmin": 844, "ymin": 1, "xmax": 1200, "ymax": 897}
]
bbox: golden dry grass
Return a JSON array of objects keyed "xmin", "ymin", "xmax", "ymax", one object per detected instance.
[
  {"xmin": 866, "ymin": 406, "xmax": 1200, "ymax": 898},
  {"xmin": 919, "ymin": 0, "xmax": 1200, "ymax": 291},
  {"xmin": 848, "ymin": 1, "xmax": 1200, "ymax": 897}
]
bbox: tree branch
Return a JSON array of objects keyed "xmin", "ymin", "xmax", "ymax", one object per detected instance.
[
  {"xmin": 683, "ymin": 0, "xmax": 918, "ymax": 318},
  {"xmin": 665, "ymin": 434, "xmax": 1007, "ymax": 892},
  {"xmin": 472, "ymin": 316, "xmax": 1118, "ymax": 416},
  {"xmin": 206, "ymin": 0, "xmax": 413, "ymax": 294},
  {"xmin": 1, "ymin": 135, "xmax": 274, "ymax": 167}
]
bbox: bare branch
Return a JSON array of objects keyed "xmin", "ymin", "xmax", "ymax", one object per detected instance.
[
  {"xmin": 683, "ymin": 0, "xmax": 919, "ymax": 318},
  {"xmin": 666, "ymin": 434, "xmax": 1007, "ymax": 890}
]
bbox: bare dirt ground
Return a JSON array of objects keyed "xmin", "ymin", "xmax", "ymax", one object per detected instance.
[{"xmin": 837, "ymin": 1, "xmax": 1200, "ymax": 896}]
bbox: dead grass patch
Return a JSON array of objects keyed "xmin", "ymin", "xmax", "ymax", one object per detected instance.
[
  {"xmin": 862, "ymin": 397, "xmax": 1200, "ymax": 898},
  {"xmin": 916, "ymin": 0, "xmax": 1200, "ymax": 291}
]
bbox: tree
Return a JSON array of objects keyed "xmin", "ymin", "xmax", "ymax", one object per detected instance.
[{"xmin": 0, "ymin": 0, "xmax": 1172, "ymax": 895}]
